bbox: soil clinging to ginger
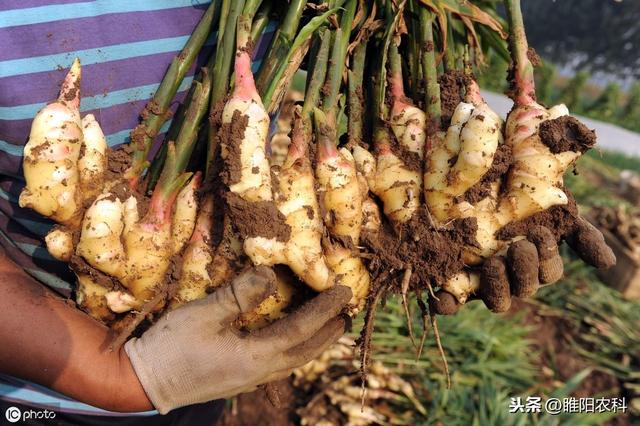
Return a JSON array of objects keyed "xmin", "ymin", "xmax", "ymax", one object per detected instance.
[
  {"xmin": 539, "ymin": 115, "xmax": 597, "ymax": 154},
  {"xmin": 220, "ymin": 110, "xmax": 250, "ymax": 187},
  {"xmin": 362, "ymin": 205, "xmax": 479, "ymax": 292},
  {"xmin": 225, "ymin": 192, "xmax": 291, "ymax": 242},
  {"xmin": 497, "ymin": 190, "xmax": 580, "ymax": 242}
]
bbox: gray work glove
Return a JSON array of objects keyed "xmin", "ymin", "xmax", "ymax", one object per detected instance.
[
  {"xmin": 125, "ymin": 266, "xmax": 351, "ymax": 414},
  {"xmin": 432, "ymin": 218, "xmax": 615, "ymax": 315}
]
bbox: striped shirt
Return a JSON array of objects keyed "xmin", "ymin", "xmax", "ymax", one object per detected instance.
[{"xmin": 0, "ymin": 0, "xmax": 273, "ymax": 415}]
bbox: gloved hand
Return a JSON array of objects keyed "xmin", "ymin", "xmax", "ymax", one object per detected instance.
[
  {"xmin": 125, "ymin": 266, "xmax": 351, "ymax": 414},
  {"xmin": 432, "ymin": 217, "xmax": 615, "ymax": 315}
]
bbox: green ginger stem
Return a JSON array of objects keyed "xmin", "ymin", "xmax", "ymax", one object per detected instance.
[{"xmin": 126, "ymin": 0, "xmax": 220, "ymax": 188}]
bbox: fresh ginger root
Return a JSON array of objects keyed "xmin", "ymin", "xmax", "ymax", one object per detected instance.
[
  {"xmin": 76, "ymin": 159, "xmax": 197, "ymax": 312},
  {"xmin": 78, "ymin": 114, "xmax": 108, "ymax": 204},
  {"xmin": 354, "ymin": 52, "xmax": 426, "ymax": 226},
  {"xmin": 424, "ymin": 79, "xmax": 504, "ymax": 224},
  {"xmin": 315, "ymin": 109, "xmax": 370, "ymax": 312},
  {"xmin": 20, "ymin": 59, "xmax": 108, "ymax": 230},
  {"xmin": 19, "ymin": 59, "xmax": 110, "ymax": 263},
  {"xmin": 171, "ymin": 194, "xmax": 215, "ymax": 307},
  {"xmin": 438, "ymin": 0, "xmax": 599, "ymax": 305},
  {"xmin": 223, "ymin": 18, "xmax": 333, "ymax": 294}
]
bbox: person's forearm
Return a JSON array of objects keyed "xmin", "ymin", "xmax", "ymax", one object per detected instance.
[{"xmin": 0, "ymin": 252, "xmax": 153, "ymax": 412}]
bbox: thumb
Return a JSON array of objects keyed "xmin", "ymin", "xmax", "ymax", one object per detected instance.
[{"xmin": 209, "ymin": 266, "xmax": 277, "ymax": 320}]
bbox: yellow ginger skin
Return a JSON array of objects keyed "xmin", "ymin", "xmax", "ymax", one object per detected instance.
[
  {"xmin": 442, "ymin": 100, "xmax": 586, "ymax": 303},
  {"xmin": 315, "ymin": 110, "xmax": 369, "ymax": 311},
  {"xmin": 172, "ymin": 195, "xmax": 214, "ymax": 307},
  {"xmin": 78, "ymin": 114, "xmax": 107, "ymax": 204},
  {"xmin": 389, "ymin": 64, "xmax": 427, "ymax": 158},
  {"xmin": 353, "ymin": 63, "xmax": 427, "ymax": 225},
  {"xmin": 316, "ymin": 136, "xmax": 363, "ymax": 243},
  {"xmin": 76, "ymin": 176, "xmax": 198, "ymax": 313},
  {"xmin": 171, "ymin": 174, "xmax": 200, "ymax": 254},
  {"xmin": 244, "ymin": 119, "xmax": 333, "ymax": 292},
  {"xmin": 75, "ymin": 273, "xmax": 114, "ymax": 321},
  {"xmin": 20, "ymin": 59, "xmax": 84, "ymax": 227},
  {"xmin": 223, "ymin": 32, "xmax": 332, "ymax": 293},
  {"xmin": 45, "ymin": 227, "xmax": 74, "ymax": 261},
  {"xmin": 220, "ymin": 34, "xmax": 271, "ymax": 204},
  {"xmin": 353, "ymin": 130, "xmax": 421, "ymax": 224},
  {"xmin": 458, "ymin": 101, "xmax": 573, "ymax": 261},
  {"xmin": 424, "ymin": 81, "xmax": 504, "ymax": 223}
]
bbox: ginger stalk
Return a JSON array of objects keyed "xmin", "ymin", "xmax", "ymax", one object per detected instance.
[
  {"xmin": 76, "ymin": 71, "xmax": 211, "ymax": 313},
  {"xmin": 126, "ymin": 0, "xmax": 220, "ymax": 188}
]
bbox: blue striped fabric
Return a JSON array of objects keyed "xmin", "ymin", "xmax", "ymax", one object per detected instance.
[{"xmin": 0, "ymin": 0, "xmax": 275, "ymax": 415}]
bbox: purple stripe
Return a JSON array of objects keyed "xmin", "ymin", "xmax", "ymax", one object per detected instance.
[
  {"xmin": 0, "ymin": 88, "xmax": 186, "ymax": 142},
  {"xmin": 0, "ymin": 7, "xmax": 208, "ymax": 62},
  {"xmin": 0, "ymin": 0, "xmax": 92, "ymax": 12},
  {"xmin": 0, "ymin": 204, "xmax": 52, "ymax": 246},
  {"xmin": 1, "ymin": 44, "xmax": 213, "ymax": 107},
  {"xmin": 0, "ymin": 209, "xmax": 70, "ymax": 280}
]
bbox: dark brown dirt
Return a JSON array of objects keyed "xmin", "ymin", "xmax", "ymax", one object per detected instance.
[
  {"xmin": 63, "ymin": 79, "xmax": 79, "ymax": 102},
  {"xmin": 26, "ymin": 141, "xmax": 52, "ymax": 163},
  {"xmin": 225, "ymin": 192, "xmax": 291, "ymax": 242},
  {"xmin": 438, "ymin": 70, "xmax": 467, "ymax": 127},
  {"xmin": 458, "ymin": 144, "xmax": 513, "ymax": 204},
  {"xmin": 104, "ymin": 145, "xmax": 132, "ymax": 183},
  {"xmin": 497, "ymin": 189, "xmax": 580, "ymax": 242},
  {"xmin": 219, "ymin": 110, "xmax": 250, "ymax": 187},
  {"xmin": 361, "ymin": 205, "xmax": 478, "ymax": 291},
  {"xmin": 539, "ymin": 115, "xmax": 596, "ymax": 154},
  {"xmin": 69, "ymin": 255, "xmax": 119, "ymax": 292},
  {"xmin": 220, "ymin": 379, "xmax": 297, "ymax": 426},
  {"xmin": 129, "ymin": 124, "xmax": 147, "ymax": 152}
]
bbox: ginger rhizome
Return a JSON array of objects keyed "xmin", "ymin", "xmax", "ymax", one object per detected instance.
[
  {"xmin": 20, "ymin": 59, "xmax": 104, "ymax": 229},
  {"xmin": 223, "ymin": 17, "xmax": 333, "ymax": 295}
]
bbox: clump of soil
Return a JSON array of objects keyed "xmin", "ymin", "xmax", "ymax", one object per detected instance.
[
  {"xmin": 497, "ymin": 189, "xmax": 580, "ymax": 242},
  {"xmin": 438, "ymin": 70, "xmax": 468, "ymax": 127},
  {"xmin": 362, "ymin": 205, "xmax": 478, "ymax": 291},
  {"xmin": 219, "ymin": 110, "xmax": 250, "ymax": 187},
  {"xmin": 225, "ymin": 192, "xmax": 291, "ymax": 242},
  {"xmin": 539, "ymin": 115, "xmax": 596, "ymax": 154},
  {"xmin": 104, "ymin": 145, "xmax": 132, "ymax": 183},
  {"xmin": 457, "ymin": 144, "xmax": 513, "ymax": 204}
]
